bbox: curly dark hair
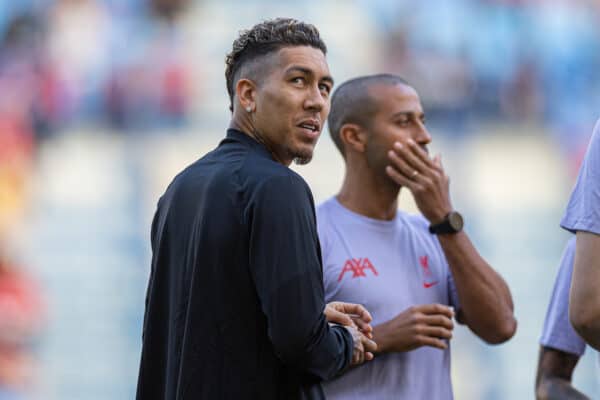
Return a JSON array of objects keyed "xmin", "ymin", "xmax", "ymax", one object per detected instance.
[{"xmin": 225, "ymin": 18, "xmax": 327, "ymax": 112}]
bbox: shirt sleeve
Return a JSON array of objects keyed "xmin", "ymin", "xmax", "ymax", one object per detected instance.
[
  {"xmin": 247, "ymin": 175, "xmax": 353, "ymax": 381},
  {"xmin": 539, "ymin": 238, "xmax": 586, "ymax": 356},
  {"xmin": 561, "ymin": 119, "xmax": 600, "ymax": 235}
]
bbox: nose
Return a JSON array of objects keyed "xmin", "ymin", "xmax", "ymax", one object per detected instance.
[
  {"xmin": 416, "ymin": 120, "xmax": 432, "ymax": 145},
  {"xmin": 304, "ymin": 84, "xmax": 326, "ymax": 112}
]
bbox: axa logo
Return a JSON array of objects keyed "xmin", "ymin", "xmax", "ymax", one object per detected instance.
[
  {"xmin": 419, "ymin": 255, "xmax": 438, "ymax": 288},
  {"xmin": 338, "ymin": 258, "xmax": 379, "ymax": 282}
]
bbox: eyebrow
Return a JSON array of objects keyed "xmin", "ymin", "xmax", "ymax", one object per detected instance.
[{"xmin": 285, "ymin": 66, "xmax": 334, "ymax": 86}]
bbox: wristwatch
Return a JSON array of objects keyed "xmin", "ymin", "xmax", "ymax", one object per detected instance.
[{"xmin": 428, "ymin": 211, "xmax": 464, "ymax": 235}]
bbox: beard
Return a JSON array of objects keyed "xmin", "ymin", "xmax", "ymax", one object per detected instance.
[
  {"xmin": 293, "ymin": 156, "xmax": 312, "ymax": 165},
  {"xmin": 289, "ymin": 142, "xmax": 315, "ymax": 165},
  {"xmin": 364, "ymin": 142, "xmax": 401, "ymax": 189}
]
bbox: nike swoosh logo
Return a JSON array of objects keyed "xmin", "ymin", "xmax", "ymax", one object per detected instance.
[{"xmin": 423, "ymin": 281, "xmax": 439, "ymax": 288}]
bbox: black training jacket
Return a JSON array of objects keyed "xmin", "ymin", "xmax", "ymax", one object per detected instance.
[{"xmin": 135, "ymin": 129, "xmax": 353, "ymax": 400}]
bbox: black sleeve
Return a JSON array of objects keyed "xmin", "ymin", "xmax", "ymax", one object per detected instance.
[{"xmin": 247, "ymin": 175, "xmax": 353, "ymax": 380}]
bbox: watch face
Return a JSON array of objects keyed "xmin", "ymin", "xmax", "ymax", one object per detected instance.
[{"xmin": 448, "ymin": 212, "xmax": 464, "ymax": 231}]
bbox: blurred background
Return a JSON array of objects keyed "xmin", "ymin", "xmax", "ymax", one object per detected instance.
[{"xmin": 0, "ymin": 0, "xmax": 598, "ymax": 398}]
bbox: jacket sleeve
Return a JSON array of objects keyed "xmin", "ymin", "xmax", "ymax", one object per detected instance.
[{"xmin": 246, "ymin": 174, "xmax": 353, "ymax": 380}]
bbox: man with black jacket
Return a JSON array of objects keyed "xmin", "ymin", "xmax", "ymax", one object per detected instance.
[{"xmin": 135, "ymin": 18, "xmax": 376, "ymax": 400}]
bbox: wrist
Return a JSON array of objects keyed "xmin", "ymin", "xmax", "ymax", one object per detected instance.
[
  {"xmin": 372, "ymin": 323, "xmax": 390, "ymax": 354},
  {"xmin": 428, "ymin": 207, "xmax": 453, "ymax": 225},
  {"xmin": 429, "ymin": 211, "xmax": 463, "ymax": 235}
]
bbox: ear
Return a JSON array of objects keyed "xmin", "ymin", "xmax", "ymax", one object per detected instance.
[
  {"xmin": 235, "ymin": 78, "xmax": 257, "ymax": 112},
  {"xmin": 340, "ymin": 123, "xmax": 368, "ymax": 154}
]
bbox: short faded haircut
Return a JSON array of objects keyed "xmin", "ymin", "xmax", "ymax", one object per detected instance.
[
  {"xmin": 328, "ymin": 74, "xmax": 409, "ymax": 157},
  {"xmin": 225, "ymin": 18, "xmax": 327, "ymax": 112}
]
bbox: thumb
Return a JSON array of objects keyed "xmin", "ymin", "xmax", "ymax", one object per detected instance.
[{"xmin": 433, "ymin": 153, "xmax": 442, "ymax": 169}]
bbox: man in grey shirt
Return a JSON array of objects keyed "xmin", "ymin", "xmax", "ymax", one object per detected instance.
[
  {"xmin": 318, "ymin": 74, "xmax": 517, "ymax": 399},
  {"xmin": 562, "ymin": 119, "xmax": 600, "ymax": 349}
]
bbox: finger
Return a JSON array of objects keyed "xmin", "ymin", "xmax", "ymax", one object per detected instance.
[
  {"xmin": 364, "ymin": 351, "xmax": 374, "ymax": 361},
  {"xmin": 419, "ymin": 326, "xmax": 453, "ymax": 340},
  {"xmin": 385, "ymin": 165, "xmax": 419, "ymax": 190},
  {"xmin": 359, "ymin": 329, "xmax": 374, "ymax": 340},
  {"xmin": 416, "ymin": 303, "xmax": 454, "ymax": 318},
  {"xmin": 338, "ymin": 302, "xmax": 373, "ymax": 324},
  {"xmin": 416, "ymin": 335, "xmax": 448, "ymax": 350},
  {"xmin": 433, "ymin": 154, "xmax": 441, "ymax": 169},
  {"xmin": 351, "ymin": 315, "xmax": 373, "ymax": 334},
  {"xmin": 352, "ymin": 350, "xmax": 360, "ymax": 365},
  {"xmin": 392, "ymin": 141, "xmax": 430, "ymax": 174},
  {"xmin": 388, "ymin": 148, "xmax": 417, "ymax": 177},
  {"xmin": 352, "ymin": 342, "xmax": 362, "ymax": 365},
  {"xmin": 361, "ymin": 336, "xmax": 378, "ymax": 353},
  {"xmin": 353, "ymin": 347, "xmax": 364, "ymax": 365},
  {"xmin": 421, "ymin": 314, "xmax": 454, "ymax": 330},
  {"xmin": 406, "ymin": 139, "xmax": 435, "ymax": 169},
  {"xmin": 325, "ymin": 308, "xmax": 355, "ymax": 327}
]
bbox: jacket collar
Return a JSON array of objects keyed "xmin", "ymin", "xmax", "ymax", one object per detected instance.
[{"xmin": 225, "ymin": 128, "xmax": 275, "ymax": 161}]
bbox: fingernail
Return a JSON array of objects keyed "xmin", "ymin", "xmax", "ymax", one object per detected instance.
[
  {"xmin": 388, "ymin": 150, "xmax": 395, "ymax": 157},
  {"xmin": 407, "ymin": 139, "xmax": 415, "ymax": 146},
  {"xmin": 394, "ymin": 142, "xmax": 403, "ymax": 149}
]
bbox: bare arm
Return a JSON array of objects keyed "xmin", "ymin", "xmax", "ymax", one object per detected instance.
[
  {"xmin": 535, "ymin": 346, "xmax": 588, "ymax": 400},
  {"xmin": 437, "ymin": 231, "xmax": 516, "ymax": 343},
  {"xmin": 387, "ymin": 139, "xmax": 516, "ymax": 343},
  {"xmin": 569, "ymin": 231, "xmax": 600, "ymax": 350}
]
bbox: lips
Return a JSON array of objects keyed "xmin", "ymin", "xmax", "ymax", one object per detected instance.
[{"xmin": 297, "ymin": 119, "xmax": 321, "ymax": 138}]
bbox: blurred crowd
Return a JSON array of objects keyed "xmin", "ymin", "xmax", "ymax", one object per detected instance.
[
  {"xmin": 0, "ymin": 0, "xmax": 596, "ymax": 169},
  {"xmin": 0, "ymin": 0, "xmax": 598, "ymax": 142},
  {"xmin": 370, "ymin": 0, "xmax": 600, "ymax": 164},
  {"xmin": 0, "ymin": 251, "xmax": 43, "ymax": 399},
  {"xmin": 0, "ymin": 0, "xmax": 192, "ymax": 142},
  {"xmin": 0, "ymin": 0, "xmax": 598, "ymax": 139},
  {"xmin": 0, "ymin": 3, "xmax": 191, "ymax": 397}
]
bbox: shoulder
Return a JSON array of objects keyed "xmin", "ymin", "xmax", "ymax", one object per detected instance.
[
  {"xmin": 250, "ymin": 164, "xmax": 312, "ymax": 201},
  {"xmin": 400, "ymin": 212, "xmax": 448, "ymax": 259},
  {"xmin": 316, "ymin": 198, "xmax": 338, "ymax": 225},
  {"xmin": 581, "ymin": 118, "xmax": 600, "ymax": 172},
  {"xmin": 585, "ymin": 121, "xmax": 600, "ymax": 181},
  {"xmin": 315, "ymin": 198, "xmax": 338, "ymax": 247},
  {"xmin": 241, "ymin": 163, "xmax": 315, "ymax": 225},
  {"xmin": 404, "ymin": 212, "xmax": 430, "ymax": 228},
  {"xmin": 402, "ymin": 212, "xmax": 432, "ymax": 236},
  {"xmin": 590, "ymin": 119, "xmax": 600, "ymax": 154}
]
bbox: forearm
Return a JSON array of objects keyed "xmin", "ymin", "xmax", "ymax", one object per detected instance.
[
  {"xmin": 570, "ymin": 231, "xmax": 600, "ymax": 350},
  {"xmin": 536, "ymin": 378, "xmax": 590, "ymax": 400},
  {"xmin": 438, "ymin": 231, "xmax": 516, "ymax": 343},
  {"xmin": 536, "ymin": 347, "xmax": 587, "ymax": 400},
  {"xmin": 272, "ymin": 313, "xmax": 353, "ymax": 379}
]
